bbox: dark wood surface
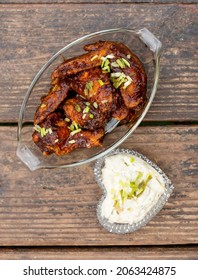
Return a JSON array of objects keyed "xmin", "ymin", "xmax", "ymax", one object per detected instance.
[
  {"xmin": 0, "ymin": 246, "xmax": 198, "ymax": 260},
  {"xmin": 0, "ymin": 126, "xmax": 197, "ymax": 246},
  {"xmin": 0, "ymin": 0, "xmax": 197, "ymax": 259}
]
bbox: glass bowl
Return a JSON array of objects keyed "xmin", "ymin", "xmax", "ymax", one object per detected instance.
[
  {"xmin": 17, "ymin": 28, "xmax": 162, "ymax": 170},
  {"xmin": 94, "ymin": 149, "xmax": 174, "ymax": 234}
]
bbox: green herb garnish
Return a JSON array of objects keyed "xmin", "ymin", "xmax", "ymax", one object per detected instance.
[
  {"xmin": 75, "ymin": 104, "xmax": 81, "ymax": 112},
  {"xmin": 40, "ymin": 103, "xmax": 46, "ymax": 108},
  {"xmin": 122, "ymin": 58, "xmax": 130, "ymax": 67},
  {"xmin": 98, "ymin": 79, "xmax": 104, "ymax": 86},
  {"xmin": 84, "ymin": 81, "xmax": 93, "ymax": 96},
  {"xmin": 90, "ymin": 54, "xmax": 98, "ymax": 61},
  {"xmin": 83, "ymin": 106, "xmax": 90, "ymax": 113},
  {"xmin": 110, "ymin": 72, "xmax": 133, "ymax": 89},
  {"xmin": 68, "ymin": 139, "xmax": 75, "ymax": 144},
  {"xmin": 93, "ymin": 102, "xmax": 98, "ymax": 109},
  {"xmin": 116, "ymin": 59, "xmax": 125, "ymax": 69},
  {"xmin": 52, "ymin": 84, "xmax": 59, "ymax": 92},
  {"xmin": 34, "ymin": 125, "xmax": 52, "ymax": 137},
  {"xmin": 70, "ymin": 128, "xmax": 81, "ymax": 136}
]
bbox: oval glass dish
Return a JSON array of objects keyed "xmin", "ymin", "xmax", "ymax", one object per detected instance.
[
  {"xmin": 17, "ymin": 28, "xmax": 162, "ymax": 170},
  {"xmin": 94, "ymin": 149, "xmax": 174, "ymax": 234}
]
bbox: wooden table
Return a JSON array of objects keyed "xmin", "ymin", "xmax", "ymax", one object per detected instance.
[{"xmin": 0, "ymin": 0, "xmax": 197, "ymax": 260}]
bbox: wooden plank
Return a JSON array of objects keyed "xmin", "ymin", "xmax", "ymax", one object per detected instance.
[
  {"xmin": 0, "ymin": 125, "xmax": 197, "ymax": 246},
  {"xmin": 0, "ymin": 4, "xmax": 197, "ymax": 122},
  {"xmin": 0, "ymin": 0, "xmax": 197, "ymax": 4},
  {"xmin": 1, "ymin": 1, "xmax": 197, "ymax": 4},
  {"xmin": 0, "ymin": 246, "xmax": 197, "ymax": 260}
]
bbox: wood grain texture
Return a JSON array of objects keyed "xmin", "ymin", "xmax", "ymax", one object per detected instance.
[
  {"xmin": 0, "ymin": 125, "xmax": 197, "ymax": 246},
  {"xmin": 1, "ymin": 1, "xmax": 197, "ymax": 4},
  {"xmin": 0, "ymin": 246, "xmax": 197, "ymax": 260},
  {"xmin": 0, "ymin": 4, "xmax": 197, "ymax": 122}
]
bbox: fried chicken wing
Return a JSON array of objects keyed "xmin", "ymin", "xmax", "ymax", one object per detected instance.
[
  {"xmin": 51, "ymin": 46, "xmax": 109, "ymax": 79},
  {"xmin": 57, "ymin": 128, "xmax": 104, "ymax": 156},
  {"xmin": 84, "ymin": 40, "xmax": 146, "ymax": 77},
  {"xmin": 111, "ymin": 93, "xmax": 130, "ymax": 121},
  {"xmin": 63, "ymin": 96, "xmax": 109, "ymax": 130},
  {"xmin": 32, "ymin": 111, "xmax": 104, "ymax": 156},
  {"xmin": 68, "ymin": 67, "xmax": 114, "ymax": 113},
  {"xmin": 84, "ymin": 41, "xmax": 147, "ymax": 109},
  {"xmin": 34, "ymin": 79, "xmax": 70, "ymax": 125},
  {"xmin": 119, "ymin": 66, "xmax": 146, "ymax": 109},
  {"xmin": 32, "ymin": 112, "xmax": 70, "ymax": 155}
]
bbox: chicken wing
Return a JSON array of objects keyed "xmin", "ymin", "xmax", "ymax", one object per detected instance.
[
  {"xmin": 51, "ymin": 45, "xmax": 109, "ymax": 79},
  {"xmin": 57, "ymin": 128, "xmax": 104, "ymax": 156},
  {"xmin": 63, "ymin": 96, "xmax": 109, "ymax": 130},
  {"xmin": 34, "ymin": 79, "xmax": 70, "ymax": 125},
  {"xmin": 32, "ymin": 112, "xmax": 70, "ymax": 155},
  {"xmin": 67, "ymin": 67, "xmax": 114, "ymax": 113},
  {"xmin": 119, "ymin": 66, "xmax": 146, "ymax": 109},
  {"xmin": 32, "ymin": 111, "xmax": 104, "ymax": 156},
  {"xmin": 84, "ymin": 40, "xmax": 147, "ymax": 109}
]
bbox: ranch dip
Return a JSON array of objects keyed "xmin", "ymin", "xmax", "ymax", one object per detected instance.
[{"xmin": 101, "ymin": 154, "xmax": 165, "ymax": 224}]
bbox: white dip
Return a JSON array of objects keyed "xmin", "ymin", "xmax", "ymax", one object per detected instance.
[{"xmin": 101, "ymin": 154, "xmax": 165, "ymax": 224}]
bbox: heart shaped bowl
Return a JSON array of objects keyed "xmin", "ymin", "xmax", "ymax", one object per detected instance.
[
  {"xmin": 94, "ymin": 149, "xmax": 174, "ymax": 234},
  {"xmin": 17, "ymin": 28, "xmax": 161, "ymax": 171}
]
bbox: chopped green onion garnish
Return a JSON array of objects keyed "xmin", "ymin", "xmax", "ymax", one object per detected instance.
[
  {"xmin": 123, "ymin": 75, "xmax": 133, "ymax": 89},
  {"xmin": 84, "ymin": 81, "xmax": 93, "ymax": 96},
  {"xmin": 89, "ymin": 113, "xmax": 94, "ymax": 119},
  {"xmin": 85, "ymin": 102, "xmax": 90, "ymax": 106},
  {"xmin": 90, "ymin": 54, "xmax": 98, "ymax": 61},
  {"xmin": 122, "ymin": 58, "xmax": 130, "ymax": 67},
  {"xmin": 116, "ymin": 59, "xmax": 125, "ymax": 69},
  {"xmin": 69, "ymin": 124, "xmax": 74, "ymax": 131},
  {"xmin": 65, "ymin": 117, "xmax": 70, "ymax": 122},
  {"xmin": 68, "ymin": 139, "xmax": 75, "ymax": 144},
  {"xmin": 111, "ymin": 62, "xmax": 119, "ymax": 68},
  {"xmin": 70, "ymin": 128, "xmax": 81, "ymax": 136},
  {"xmin": 52, "ymin": 84, "xmax": 59, "ymax": 92},
  {"xmin": 73, "ymin": 121, "xmax": 78, "ymax": 130},
  {"xmin": 136, "ymin": 171, "xmax": 143, "ymax": 181},
  {"xmin": 130, "ymin": 157, "xmax": 135, "ymax": 163},
  {"xmin": 85, "ymin": 81, "xmax": 93, "ymax": 91},
  {"xmin": 54, "ymin": 139, "xmax": 59, "ymax": 143},
  {"xmin": 84, "ymin": 88, "xmax": 89, "ymax": 95},
  {"xmin": 40, "ymin": 127, "xmax": 45, "ymax": 137},
  {"xmin": 110, "ymin": 72, "xmax": 132, "ymax": 89},
  {"xmin": 110, "ymin": 72, "xmax": 123, "ymax": 78},
  {"xmin": 83, "ymin": 106, "xmax": 90, "ymax": 113},
  {"xmin": 47, "ymin": 128, "xmax": 52, "ymax": 134},
  {"xmin": 75, "ymin": 104, "xmax": 81, "ymax": 112},
  {"xmin": 34, "ymin": 124, "xmax": 42, "ymax": 133},
  {"xmin": 101, "ymin": 54, "xmax": 115, "ymax": 60},
  {"xmin": 101, "ymin": 59, "xmax": 106, "ymax": 68},
  {"xmin": 34, "ymin": 125, "xmax": 52, "ymax": 137},
  {"xmin": 101, "ymin": 100, "xmax": 108, "ymax": 104},
  {"xmin": 93, "ymin": 102, "xmax": 98, "ymax": 109},
  {"xmin": 69, "ymin": 121, "xmax": 78, "ymax": 131},
  {"xmin": 101, "ymin": 57, "xmax": 111, "ymax": 73},
  {"xmin": 98, "ymin": 80, "xmax": 104, "ymax": 86},
  {"xmin": 127, "ymin": 54, "xmax": 131, "ymax": 59}
]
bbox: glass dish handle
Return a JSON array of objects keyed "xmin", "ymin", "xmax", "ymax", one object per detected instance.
[
  {"xmin": 17, "ymin": 145, "xmax": 41, "ymax": 171},
  {"xmin": 138, "ymin": 28, "xmax": 162, "ymax": 56}
]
